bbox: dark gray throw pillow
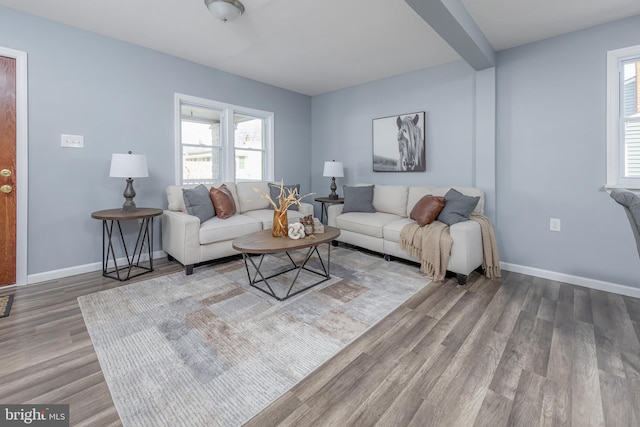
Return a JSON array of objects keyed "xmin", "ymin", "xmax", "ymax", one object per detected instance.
[
  {"xmin": 342, "ymin": 185, "xmax": 375, "ymax": 213},
  {"xmin": 182, "ymin": 184, "xmax": 215, "ymax": 223},
  {"xmin": 437, "ymin": 188, "xmax": 480, "ymax": 226},
  {"xmin": 268, "ymin": 183, "xmax": 301, "ymax": 211}
]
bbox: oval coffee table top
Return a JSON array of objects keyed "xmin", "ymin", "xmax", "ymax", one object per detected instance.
[{"xmin": 232, "ymin": 226, "xmax": 340, "ymax": 254}]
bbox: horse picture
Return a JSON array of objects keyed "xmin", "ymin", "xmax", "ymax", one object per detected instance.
[
  {"xmin": 372, "ymin": 111, "xmax": 425, "ymax": 172},
  {"xmin": 396, "ymin": 114, "xmax": 424, "ymax": 171}
]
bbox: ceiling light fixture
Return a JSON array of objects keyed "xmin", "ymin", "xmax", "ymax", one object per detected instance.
[{"xmin": 204, "ymin": 0, "xmax": 245, "ymax": 23}]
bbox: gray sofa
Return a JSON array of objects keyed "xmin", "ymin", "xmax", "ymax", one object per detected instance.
[
  {"xmin": 162, "ymin": 181, "xmax": 313, "ymax": 274},
  {"xmin": 327, "ymin": 184, "xmax": 484, "ymax": 284}
]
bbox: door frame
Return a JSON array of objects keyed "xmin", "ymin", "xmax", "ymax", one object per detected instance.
[{"xmin": 1, "ymin": 46, "xmax": 28, "ymax": 286}]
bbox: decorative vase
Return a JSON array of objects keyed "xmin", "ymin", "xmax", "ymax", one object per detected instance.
[{"xmin": 272, "ymin": 208, "xmax": 288, "ymax": 237}]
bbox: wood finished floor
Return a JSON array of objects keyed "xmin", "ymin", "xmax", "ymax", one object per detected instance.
[{"xmin": 1, "ymin": 254, "xmax": 639, "ymax": 426}]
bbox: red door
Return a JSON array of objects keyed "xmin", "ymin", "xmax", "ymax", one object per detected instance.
[{"xmin": 0, "ymin": 55, "xmax": 17, "ymax": 286}]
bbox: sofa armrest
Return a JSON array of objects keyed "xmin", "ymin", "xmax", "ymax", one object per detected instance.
[
  {"xmin": 161, "ymin": 210, "xmax": 201, "ymax": 265},
  {"xmin": 448, "ymin": 220, "xmax": 483, "ymax": 275},
  {"xmin": 298, "ymin": 202, "xmax": 314, "ymax": 217},
  {"xmin": 327, "ymin": 204, "xmax": 345, "ymax": 227}
]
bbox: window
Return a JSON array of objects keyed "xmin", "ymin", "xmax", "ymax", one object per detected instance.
[
  {"xmin": 607, "ymin": 45, "xmax": 640, "ymax": 189},
  {"xmin": 175, "ymin": 94, "xmax": 274, "ymax": 184}
]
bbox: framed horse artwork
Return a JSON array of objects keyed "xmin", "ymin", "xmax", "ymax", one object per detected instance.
[{"xmin": 372, "ymin": 111, "xmax": 426, "ymax": 172}]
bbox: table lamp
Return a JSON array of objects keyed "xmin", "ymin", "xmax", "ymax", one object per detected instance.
[
  {"xmin": 323, "ymin": 160, "xmax": 344, "ymax": 200},
  {"xmin": 110, "ymin": 151, "xmax": 148, "ymax": 213}
]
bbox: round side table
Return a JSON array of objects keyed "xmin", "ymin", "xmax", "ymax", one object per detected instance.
[
  {"xmin": 314, "ymin": 197, "xmax": 344, "ymax": 224},
  {"xmin": 91, "ymin": 208, "xmax": 163, "ymax": 281}
]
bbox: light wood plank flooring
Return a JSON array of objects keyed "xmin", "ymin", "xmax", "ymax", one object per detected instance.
[{"xmin": 1, "ymin": 254, "xmax": 639, "ymax": 426}]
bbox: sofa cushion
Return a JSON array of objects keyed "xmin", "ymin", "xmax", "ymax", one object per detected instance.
[
  {"xmin": 335, "ymin": 212, "xmax": 401, "ymax": 238},
  {"xmin": 199, "ymin": 214, "xmax": 262, "ymax": 244},
  {"xmin": 269, "ymin": 183, "xmax": 301, "ymax": 211},
  {"xmin": 209, "ymin": 184, "xmax": 237, "ymax": 219},
  {"xmin": 167, "ymin": 184, "xmax": 199, "ymax": 212},
  {"xmin": 410, "ymin": 195, "xmax": 445, "ymax": 226},
  {"xmin": 242, "ymin": 208, "xmax": 307, "ymax": 229},
  {"xmin": 167, "ymin": 182, "xmax": 240, "ymax": 213},
  {"xmin": 437, "ymin": 188, "xmax": 480, "ymax": 226},
  {"xmin": 236, "ymin": 181, "xmax": 270, "ymax": 213},
  {"xmin": 182, "ymin": 184, "xmax": 215, "ymax": 223},
  {"xmin": 373, "ymin": 185, "xmax": 409, "ymax": 217},
  {"xmin": 383, "ymin": 217, "xmax": 415, "ymax": 243},
  {"xmin": 430, "ymin": 186, "xmax": 484, "ymax": 215},
  {"xmin": 343, "ymin": 185, "xmax": 375, "ymax": 213}
]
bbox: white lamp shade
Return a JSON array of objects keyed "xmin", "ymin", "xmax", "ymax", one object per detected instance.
[
  {"xmin": 109, "ymin": 153, "xmax": 149, "ymax": 178},
  {"xmin": 206, "ymin": 0, "xmax": 244, "ymax": 22},
  {"xmin": 323, "ymin": 161, "xmax": 344, "ymax": 178}
]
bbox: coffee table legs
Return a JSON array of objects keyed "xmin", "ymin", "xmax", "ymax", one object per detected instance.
[{"xmin": 241, "ymin": 243, "xmax": 332, "ymax": 301}]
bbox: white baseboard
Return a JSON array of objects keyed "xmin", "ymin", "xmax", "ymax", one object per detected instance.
[
  {"xmin": 22, "ymin": 255, "xmax": 640, "ymax": 299},
  {"xmin": 500, "ymin": 262, "xmax": 640, "ymax": 299},
  {"xmin": 26, "ymin": 250, "xmax": 168, "ymax": 285}
]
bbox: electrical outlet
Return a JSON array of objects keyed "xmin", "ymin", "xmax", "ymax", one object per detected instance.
[
  {"xmin": 550, "ymin": 218, "xmax": 561, "ymax": 232},
  {"xmin": 61, "ymin": 134, "xmax": 84, "ymax": 148}
]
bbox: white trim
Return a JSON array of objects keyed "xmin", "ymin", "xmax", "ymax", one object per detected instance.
[
  {"xmin": 0, "ymin": 47, "xmax": 28, "ymax": 286},
  {"xmin": 174, "ymin": 93, "xmax": 274, "ymax": 183},
  {"xmin": 606, "ymin": 44, "xmax": 640, "ymax": 189},
  {"xmin": 173, "ymin": 94, "xmax": 183, "ymax": 184},
  {"xmin": 501, "ymin": 262, "xmax": 640, "ymax": 299},
  {"xmin": 26, "ymin": 250, "xmax": 168, "ymax": 285}
]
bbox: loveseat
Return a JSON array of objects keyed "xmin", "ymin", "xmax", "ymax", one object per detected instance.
[
  {"xmin": 162, "ymin": 181, "xmax": 313, "ymax": 275},
  {"xmin": 327, "ymin": 184, "xmax": 485, "ymax": 284}
]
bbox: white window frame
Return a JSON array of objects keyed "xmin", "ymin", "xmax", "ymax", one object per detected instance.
[
  {"xmin": 174, "ymin": 93, "xmax": 274, "ymax": 184},
  {"xmin": 606, "ymin": 44, "xmax": 640, "ymax": 190}
]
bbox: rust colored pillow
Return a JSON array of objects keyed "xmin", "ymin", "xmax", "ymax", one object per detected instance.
[
  {"xmin": 410, "ymin": 195, "xmax": 445, "ymax": 226},
  {"xmin": 209, "ymin": 184, "xmax": 236, "ymax": 219}
]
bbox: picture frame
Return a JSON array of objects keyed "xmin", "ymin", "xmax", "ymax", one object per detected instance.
[{"xmin": 372, "ymin": 111, "xmax": 426, "ymax": 172}]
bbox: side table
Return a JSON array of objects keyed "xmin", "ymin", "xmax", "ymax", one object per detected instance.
[
  {"xmin": 91, "ymin": 208, "xmax": 163, "ymax": 281},
  {"xmin": 315, "ymin": 197, "xmax": 344, "ymax": 224}
]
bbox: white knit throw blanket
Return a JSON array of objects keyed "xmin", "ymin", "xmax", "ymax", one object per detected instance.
[{"xmin": 399, "ymin": 214, "xmax": 501, "ymax": 281}]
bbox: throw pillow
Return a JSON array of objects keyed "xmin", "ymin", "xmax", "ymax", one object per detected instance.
[
  {"xmin": 182, "ymin": 184, "xmax": 215, "ymax": 223},
  {"xmin": 437, "ymin": 188, "xmax": 480, "ymax": 226},
  {"xmin": 268, "ymin": 183, "xmax": 301, "ymax": 211},
  {"xmin": 209, "ymin": 184, "xmax": 237, "ymax": 219},
  {"xmin": 342, "ymin": 185, "xmax": 375, "ymax": 213},
  {"xmin": 410, "ymin": 195, "xmax": 445, "ymax": 226}
]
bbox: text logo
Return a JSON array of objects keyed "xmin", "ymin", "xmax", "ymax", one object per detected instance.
[{"xmin": 0, "ymin": 405, "xmax": 69, "ymax": 427}]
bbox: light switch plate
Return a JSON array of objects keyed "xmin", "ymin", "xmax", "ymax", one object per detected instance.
[{"xmin": 61, "ymin": 134, "xmax": 84, "ymax": 148}]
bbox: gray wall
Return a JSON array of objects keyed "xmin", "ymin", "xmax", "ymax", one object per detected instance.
[
  {"xmin": 4, "ymin": 4, "xmax": 640, "ymax": 289},
  {"xmin": 0, "ymin": 7, "xmax": 311, "ymax": 276},
  {"xmin": 496, "ymin": 14, "xmax": 640, "ymax": 288},
  {"xmin": 311, "ymin": 61, "xmax": 477, "ymax": 196},
  {"xmin": 311, "ymin": 15, "xmax": 640, "ymax": 289}
]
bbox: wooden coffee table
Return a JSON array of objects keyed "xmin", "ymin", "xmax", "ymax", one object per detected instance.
[{"xmin": 232, "ymin": 226, "xmax": 340, "ymax": 300}]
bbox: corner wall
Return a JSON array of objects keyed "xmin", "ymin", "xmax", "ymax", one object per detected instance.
[
  {"xmin": 496, "ymin": 15, "xmax": 640, "ymax": 288},
  {"xmin": 311, "ymin": 14, "xmax": 640, "ymax": 290},
  {"xmin": 0, "ymin": 7, "xmax": 311, "ymax": 278},
  {"xmin": 311, "ymin": 61, "xmax": 478, "ymax": 196}
]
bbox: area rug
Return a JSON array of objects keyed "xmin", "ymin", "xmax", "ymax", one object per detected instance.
[
  {"xmin": 0, "ymin": 294, "xmax": 14, "ymax": 318},
  {"xmin": 78, "ymin": 246, "xmax": 429, "ymax": 427}
]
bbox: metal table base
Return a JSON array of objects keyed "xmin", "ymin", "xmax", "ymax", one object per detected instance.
[
  {"xmin": 101, "ymin": 216, "xmax": 155, "ymax": 281},
  {"xmin": 241, "ymin": 243, "xmax": 332, "ymax": 301}
]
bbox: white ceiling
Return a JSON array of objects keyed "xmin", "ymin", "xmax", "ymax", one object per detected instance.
[{"xmin": 1, "ymin": 0, "xmax": 639, "ymax": 95}]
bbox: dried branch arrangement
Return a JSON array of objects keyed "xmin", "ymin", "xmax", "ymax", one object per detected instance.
[{"xmin": 254, "ymin": 181, "xmax": 313, "ymax": 211}]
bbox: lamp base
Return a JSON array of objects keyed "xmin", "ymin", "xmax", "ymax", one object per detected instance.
[
  {"xmin": 328, "ymin": 177, "xmax": 338, "ymax": 200},
  {"xmin": 122, "ymin": 200, "xmax": 137, "ymax": 213},
  {"xmin": 122, "ymin": 178, "xmax": 138, "ymax": 213}
]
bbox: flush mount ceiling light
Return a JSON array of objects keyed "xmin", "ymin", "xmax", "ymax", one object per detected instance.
[{"xmin": 204, "ymin": 0, "xmax": 245, "ymax": 23}]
